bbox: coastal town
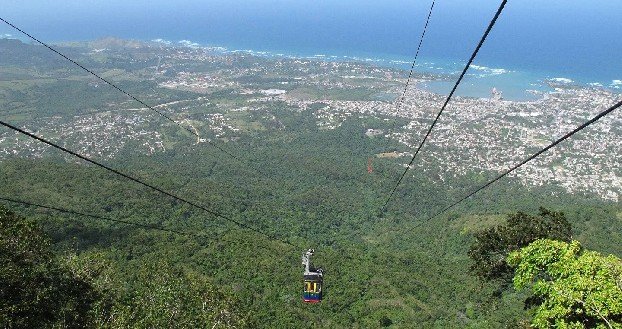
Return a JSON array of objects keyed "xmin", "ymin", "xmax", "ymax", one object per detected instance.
[
  {"xmin": 0, "ymin": 39, "xmax": 619, "ymax": 201},
  {"xmin": 276, "ymin": 84, "xmax": 621, "ymax": 201}
]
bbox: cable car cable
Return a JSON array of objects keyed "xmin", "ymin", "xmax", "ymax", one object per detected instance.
[
  {"xmin": 0, "ymin": 196, "xmax": 191, "ymax": 236},
  {"xmin": 381, "ymin": 0, "xmax": 509, "ymax": 212},
  {"xmin": 0, "ymin": 195, "xmax": 286, "ymax": 255},
  {"xmin": 0, "ymin": 119, "xmax": 299, "ymax": 249},
  {"xmin": 379, "ymin": 0, "xmax": 435, "ymax": 158},
  {"xmin": 0, "ymin": 17, "xmax": 377, "ymax": 252},
  {"xmin": 0, "ymin": 17, "xmax": 268, "ymax": 179},
  {"xmin": 425, "ymin": 98, "xmax": 622, "ymax": 221},
  {"xmin": 0, "ymin": 18, "xmax": 308, "ymax": 250},
  {"xmin": 394, "ymin": 0, "xmax": 435, "ymax": 115}
]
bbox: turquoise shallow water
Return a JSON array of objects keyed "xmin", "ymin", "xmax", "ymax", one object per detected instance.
[{"xmin": 416, "ymin": 68, "xmax": 554, "ymax": 101}]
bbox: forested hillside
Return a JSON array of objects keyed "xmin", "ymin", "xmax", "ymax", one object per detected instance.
[{"xmin": 1, "ymin": 38, "xmax": 620, "ymax": 328}]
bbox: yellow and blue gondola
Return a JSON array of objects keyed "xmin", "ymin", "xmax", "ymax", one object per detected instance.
[
  {"xmin": 303, "ymin": 274, "xmax": 322, "ymax": 303},
  {"xmin": 302, "ymin": 249, "xmax": 324, "ymax": 303}
]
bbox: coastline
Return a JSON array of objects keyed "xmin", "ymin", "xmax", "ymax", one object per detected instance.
[
  {"xmin": 3, "ymin": 33, "xmax": 620, "ymax": 101},
  {"xmin": 148, "ymin": 37, "xmax": 621, "ymax": 102}
]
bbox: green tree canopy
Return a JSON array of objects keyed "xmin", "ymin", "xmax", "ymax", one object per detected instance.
[
  {"xmin": 468, "ymin": 207, "xmax": 572, "ymax": 285},
  {"xmin": 0, "ymin": 205, "xmax": 101, "ymax": 328},
  {"xmin": 508, "ymin": 239, "xmax": 622, "ymax": 329},
  {"xmin": 96, "ymin": 258, "xmax": 248, "ymax": 328},
  {"xmin": 0, "ymin": 205, "xmax": 246, "ymax": 328}
]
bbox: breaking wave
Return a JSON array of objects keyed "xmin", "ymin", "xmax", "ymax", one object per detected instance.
[
  {"xmin": 469, "ymin": 64, "xmax": 512, "ymax": 77},
  {"xmin": 550, "ymin": 77, "xmax": 574, "ymax": 84}
]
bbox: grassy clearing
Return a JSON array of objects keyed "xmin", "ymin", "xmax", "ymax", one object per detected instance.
[{"xmin": 453, "ymin": 214, "xmax": 505, "ymax": 235}]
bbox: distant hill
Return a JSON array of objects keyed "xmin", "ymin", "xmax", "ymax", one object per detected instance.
[{"xmin": 86, "ymin": 37, "xmax": 147, "ymax": 50}]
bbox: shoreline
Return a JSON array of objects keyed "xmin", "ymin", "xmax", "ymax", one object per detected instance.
[
  {"xmin": 148, "ymin": 37, "xmax": 622, "ymax": 102},
  {"xmin": 3, "ymin": 34, "xmax": 620, "ymax": 101}
]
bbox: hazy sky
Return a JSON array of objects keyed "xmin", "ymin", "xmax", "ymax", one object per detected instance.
[{"xmin": 3, "ymin": 0, "xmax": 620, "ymax": 43}]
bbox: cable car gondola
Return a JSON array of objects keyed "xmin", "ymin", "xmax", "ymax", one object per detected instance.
[{"xmin": 301, "ymin": 249, "xmax": 323, "ymax": 303}]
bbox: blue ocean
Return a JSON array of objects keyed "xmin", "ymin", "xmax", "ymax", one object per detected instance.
[{"xmin": 2, "ymin": 0, "xmax": 621, "ymax": 100}]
